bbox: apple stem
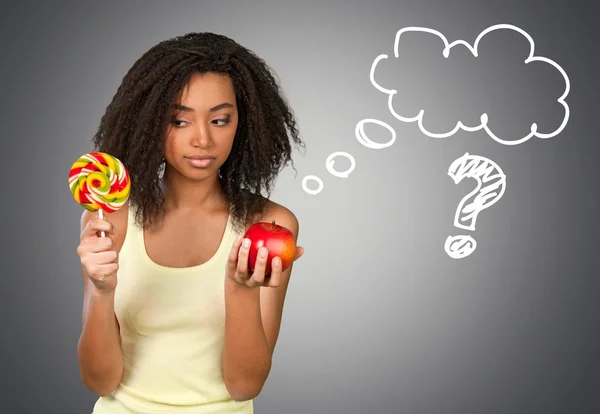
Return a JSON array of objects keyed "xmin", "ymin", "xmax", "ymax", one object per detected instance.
[{"xmin": 271, "ymin": 220, "xmax": 275, "ymax": 230}]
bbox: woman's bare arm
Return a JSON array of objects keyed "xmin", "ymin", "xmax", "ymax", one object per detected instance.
[{"xmin": 77, "ymin": 204, "xmax": 129, "ymax": 396}]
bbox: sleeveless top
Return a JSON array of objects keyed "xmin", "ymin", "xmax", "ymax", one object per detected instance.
[{"xmin": 91, "ymin": 205, "xmax": 253, "ymax": 414}]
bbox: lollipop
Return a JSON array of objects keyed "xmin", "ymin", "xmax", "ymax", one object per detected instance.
[{"xmin": 69, "ymin": 151, "xmax": 131, "ymax": 237}]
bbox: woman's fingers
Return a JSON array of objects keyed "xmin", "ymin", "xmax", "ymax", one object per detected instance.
[
  {"xmin": 81, "ymin": 218, "xmax": 115, "ymax": 240},
  {"xmin": 237, "ymin": 238, "xmax": 252, "ymax": 279},
  {"xmin": 266, "ymin": 256, "xmax": 282, "ymax": 287},
  {"xmin": 248, "ymin": 246, "xmax": 268, "ymax": 286},
  {"xmin": 228, "ymin": 236, "xmax": 303, "ymax": 289},
  {"xmin": 227, "ymin": 235, "xmax": 244, "ymax": 275}
]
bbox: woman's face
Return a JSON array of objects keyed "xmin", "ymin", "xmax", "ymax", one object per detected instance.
[{"xmin": 164, "ymin": 71, "xmax": 239, "ymax": 182}]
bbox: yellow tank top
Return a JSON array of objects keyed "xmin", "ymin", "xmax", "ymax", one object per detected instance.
[{"xmin": 92, "ymin": 205, "xmax": 253, "ymax": 414}]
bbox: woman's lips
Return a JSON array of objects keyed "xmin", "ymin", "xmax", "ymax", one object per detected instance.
[{"xmin": 185, "ymin": 156, "xmax": 215, "ymax": 168}]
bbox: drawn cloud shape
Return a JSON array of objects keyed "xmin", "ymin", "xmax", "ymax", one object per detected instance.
[{"xmin": 369, "ymin": 24, "xmax": 570, "ymax": 145}]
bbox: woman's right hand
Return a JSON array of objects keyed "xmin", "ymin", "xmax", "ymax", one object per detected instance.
[{"xmin": 77, "ymin": 217, "xmax": 119, "ymax": 294}]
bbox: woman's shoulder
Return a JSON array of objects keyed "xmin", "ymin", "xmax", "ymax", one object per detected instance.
[{"xmin": 79, "ymin": 201, "xmax": 131, "ymax": 253}]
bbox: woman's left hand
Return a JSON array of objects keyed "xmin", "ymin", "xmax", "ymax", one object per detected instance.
[{"xmin": 226, "ymin": 235, "xmax": 304, "ymax": 288}]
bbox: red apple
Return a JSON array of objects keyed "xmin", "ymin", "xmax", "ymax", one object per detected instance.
[{"xmin": 244, "ymin": 220, "xmax": 296, "ymax": 275}]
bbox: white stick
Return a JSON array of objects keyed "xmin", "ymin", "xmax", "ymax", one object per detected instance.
[{"xmin": 98, "ymin": 209, "xmax": 106, "ymax": 237}]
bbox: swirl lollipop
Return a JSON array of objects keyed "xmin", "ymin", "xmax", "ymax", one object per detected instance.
[{"xmin": 69, "ymin": 152, "xmax": 131, "ymax": 236}]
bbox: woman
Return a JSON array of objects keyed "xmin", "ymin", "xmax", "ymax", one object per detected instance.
[{"xmin": 76, "ymin": 32, "xmax": 306, "ymax": 413}]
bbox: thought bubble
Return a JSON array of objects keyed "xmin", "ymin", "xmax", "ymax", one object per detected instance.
[
  {"xmin": 369, "ymin": 24, "xmax": 570, "ymax": 145},
  {"xmin": 301, "ymin": 25, "xmax": 567, "ymax": 259}
]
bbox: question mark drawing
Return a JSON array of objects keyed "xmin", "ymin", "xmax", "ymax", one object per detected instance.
[{"xmin": 444, "ymin": 152, "xmax": 507, "ymax": 259}]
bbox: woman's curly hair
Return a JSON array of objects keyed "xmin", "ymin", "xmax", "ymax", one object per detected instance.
[{"xmin": 92, "ymin": 32, "xmax": 305, "ymax": 233}]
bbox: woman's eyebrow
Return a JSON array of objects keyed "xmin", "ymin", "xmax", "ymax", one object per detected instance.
[{"xmin": 172, "ymin": 102, "xmax": 234, "ymax": 112}]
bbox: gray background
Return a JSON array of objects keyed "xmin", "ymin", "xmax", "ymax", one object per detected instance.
[{"xmin": 2, "ymin": 0, "xmax": 599, "ymax": 413}]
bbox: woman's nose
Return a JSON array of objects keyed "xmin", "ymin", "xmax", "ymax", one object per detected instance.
[{"xmin": 190, "ymin": 124, "xmax": 211, "ymax": 148}]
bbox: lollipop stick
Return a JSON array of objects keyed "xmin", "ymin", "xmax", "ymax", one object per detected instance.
[{"xmin": 98, "ymin": 209, "xmax": 106, "ymax": 237}]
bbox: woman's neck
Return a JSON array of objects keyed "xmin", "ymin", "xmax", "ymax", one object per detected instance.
[{"xmin": 160, "ymin": 170, "xmax": 227, "ymax": 212}]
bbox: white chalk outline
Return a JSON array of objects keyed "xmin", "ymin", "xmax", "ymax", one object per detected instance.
[
  {"xmin": 355, "ymin": 119, "xmax": 397, "ymax": 149},
  {"xmin": 368, "ymin": 24, "xmax": 570, "ymax": 145},
  {"xmin": 448, "ymin": 152, "xmax": 506, "ymax": 231},
  {"xmin": 301, "ymin": 152, "xmax": 356, "ymax": 195},
  {"xmin": 302, "ymin": 175, "xmax": 324, "ymax": 195},
  {"xmin": 444, "ymin": 152, "xmax": 507, "ymax": 259},
  {"xmin": 445, "ymin": 235, "xmax": 477, "ymax": 259},
  {"xmin": 326, "ymin": 152, "xmax": 356, "ymax": 178}
]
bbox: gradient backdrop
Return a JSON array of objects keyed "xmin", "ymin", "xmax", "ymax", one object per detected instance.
[{"xmin": 2, "ymin": 0, "xmax": 599, "ymax": 413}]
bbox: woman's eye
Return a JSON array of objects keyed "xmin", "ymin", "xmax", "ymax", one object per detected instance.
[
  {"xmin": 213, "ymin": 119, "xmax": 230, "ymax": 126},
  {"xmin": 172, "ymin": 119, "xmax": 187, "ymax": 127}
]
